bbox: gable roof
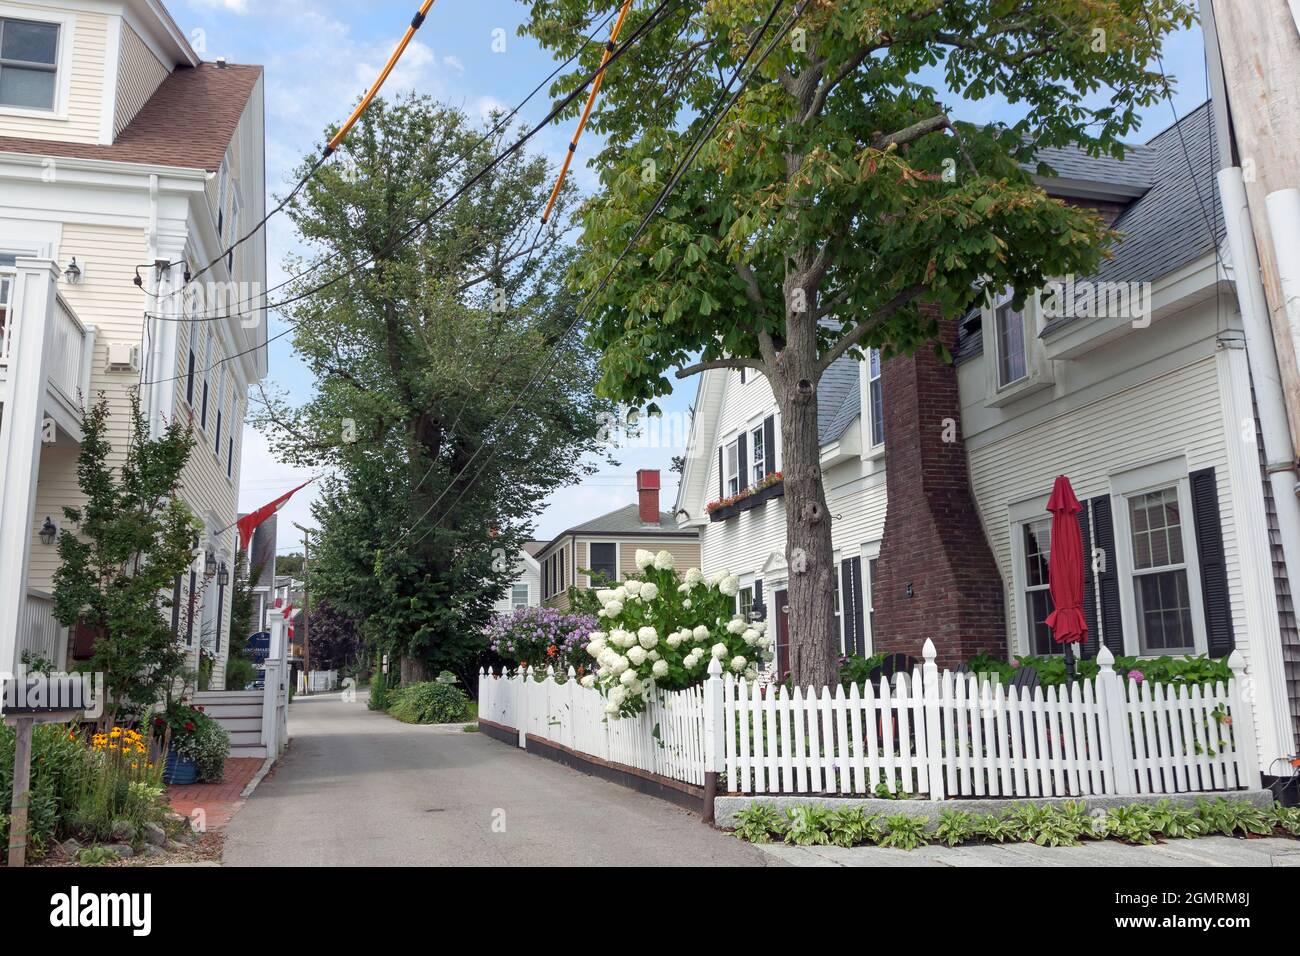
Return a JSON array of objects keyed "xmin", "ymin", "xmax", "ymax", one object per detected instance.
[
  {"xmin": 955, "ymin": 102, "xmax": 1222, "ymax": 361},
  {"xmin": 565, "ymin": 504, "xmax": 692, "ymax": 536},
  {"xmin": 818, "ymin": 357, "xmax": 861, "ymax": 444},
  {"xmin": 0, "ymin": 62, "xmax": 262, "ymax": 171}
]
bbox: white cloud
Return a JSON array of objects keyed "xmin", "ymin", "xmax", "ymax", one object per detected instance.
[
  {"xmin": 192, "ymin": 0, "xmax": 250, "ymax": 13},
  {"xmin": 442, "ymin": 55, "xmax": 465, "ymax": 74}
]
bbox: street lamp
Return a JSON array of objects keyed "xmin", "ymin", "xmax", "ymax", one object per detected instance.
[
  {"xmin": 217, "ymin": 563, "xmax": 229, "ymax": 587},
  {"xmin": 204, "ymin": 552, "xmax": 217, "ymax": 578}
]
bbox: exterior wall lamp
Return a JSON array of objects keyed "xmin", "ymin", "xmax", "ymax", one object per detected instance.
[
  {"xmin": 63, "ymin": 258, "xmax": 82, "ymax": 284},
  {"xmin": 39, "ymin": 517, "xmax": 58, "ymax": 545}
]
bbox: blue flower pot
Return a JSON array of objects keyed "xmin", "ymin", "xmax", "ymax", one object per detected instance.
[{"xmin": 164, "ymin": 746, "xmax": 198, "ymax": 785}]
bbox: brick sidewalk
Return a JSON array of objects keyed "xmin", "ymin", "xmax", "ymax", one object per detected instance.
[{"xmin": 167, "ymin": 757, "xmax": 265, "ymax": 830}]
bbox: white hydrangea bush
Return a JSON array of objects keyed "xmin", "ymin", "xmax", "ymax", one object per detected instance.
[{"xmin": 580, "ymin": 548, "xmax": 773, "ymax": 718}]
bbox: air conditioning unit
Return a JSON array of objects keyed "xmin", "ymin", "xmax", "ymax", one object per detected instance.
[{"xmin": 105, "ymin": 342, "xmax": 139, "ymax": 372}]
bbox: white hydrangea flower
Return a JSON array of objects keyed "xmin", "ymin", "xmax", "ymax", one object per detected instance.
[
  {"xmin": 685, "ymin": 567, "xmax": 703, "ymax": 585},
  {"xmin": 614, "ymin": 586, "xmax": 628, "ymax": 601},
  {"xmin": 693, "ymin": 625, "xmax": 710, "ymax": 641},
  {"xmin": 596, "ymin": 589, "xmax": 615, "ymax": 604},
  {"xmin": 719, "ymin": 575, "xmax": 740, "ymax": 597},
  {"xmin": 654, "ymin": 550, "xmax": 674, "ymax": 570},
  {"xmin": 709, "ymin": 570, "xmax": 729, "ymax": 586},
  {"xmin": 611, "ymin": 655, "xmax": 630, "ymax": 675},
  {"xmin": 596, "ymin": 609, "xmax": 607, "ymax": 618},
  {"xmin": 624, "ymin": 579, "xmax": 643, "ymax": 597},
  {"xmin": 727, "ymin": 618, "xmax": 746, "ymax": 634},
  {"xmin": 586, "ymin": 639, "xmax": 605, "ymax": 657},
  {"xmin": 744, "ymin": 667, "xmax": 758, "ymax": 680},
  {"xmin": 682, "ymin": 599, "xmax": 692, "ymax": 609},
  {"xmin": 640, "ymin": 582, "xmax": 659, "ymax": 601},
  {"xmin": 604, "ymin": 702, "xmax": 619, "ymax": 715},
  {"xmin": 677, "ymin": 583, "xmax": 690, "ymax": 594},
  {"xmin": 580, "ymin": 675, "xmax": 596, "ymax": 689},
  {"xmin": 711, "ymin": 643, "xmax": 729, "ymax": 659},
  {"xmin": 731, "ymin": 655, "xmax": 747, "ymax": 672},
  {"xmin": 753, "ymin": 621, "xmax": 767, "ymax": 635},
  {"xmin": 742, "ymin": 628, "xmax": 758, "ymax": 645},
  {"xmin": 759, "ymin": 635, "xmax": 774, "ymax": 649},
  {"xmin": 665, "ymin": 633, "xmax": 682, "ymax": 648},
  {"xmin": 647, "ymin": 649, "xmax": 660, "ymax": 661},
  {"xmin": 627, "ymin": 645, "xmax": 647, "ymax": 666},
  {"xmin": 635, "ymin": 549, "xmax": 655, "ymax": 569},
  {"xmin": 652, "ymin": 659, "xmax": 669, "ymax": 678},
  {"xmin": 609, "ymin": 685, "xmax": 627, "ymax": 704},
  {"xmin": 637, "ymin": 626, "xmax": 658, "ymax": 648},
  {"xmin": 604, "ymin": 600, "xmax": 623, "ymax": 617}
]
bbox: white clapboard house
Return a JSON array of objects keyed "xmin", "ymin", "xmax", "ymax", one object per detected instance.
[
  {"xmin": 0, "ymin": 0, "xmax": 267, "ymax": 690},
  {"xmin": 675, "ymin": 102, "xmax": 1299, "ymax": 776}
]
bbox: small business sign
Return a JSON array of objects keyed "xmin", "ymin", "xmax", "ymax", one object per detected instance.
[{"xmin": 247, "ymin": 631, "xmax": 271, "ymax": 664}]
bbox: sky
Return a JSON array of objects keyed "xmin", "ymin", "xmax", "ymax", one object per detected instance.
[{"xmin": 166, "ymin": 1, "xmax": 1213, "ymax": 557}]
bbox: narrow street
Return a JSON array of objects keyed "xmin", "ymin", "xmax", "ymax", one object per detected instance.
[{"xmin": 221, "ymin": 693, "xmax": 771, "ymax": 867}]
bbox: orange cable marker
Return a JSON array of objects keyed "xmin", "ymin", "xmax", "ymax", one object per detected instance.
[
  {"xmin": 541, "ymin": 0, "xmax": 636, "ymax": 223},
  {"xmin": 327, "ymin": 0, "xmax": 439, "ymax": 155}
]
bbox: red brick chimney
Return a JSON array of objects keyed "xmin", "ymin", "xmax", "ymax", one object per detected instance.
[
  {"xmin": 636, "ymin": 469, "xmax": 661, "ymax": 524},
  {"xmin": 872, "ymin": 307, "xmax": 1007, "ymax": 669}
]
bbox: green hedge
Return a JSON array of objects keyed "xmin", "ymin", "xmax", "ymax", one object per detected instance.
[{"xmin": 387, "ymin": 681, "xmax": 472, "ymax": 724}]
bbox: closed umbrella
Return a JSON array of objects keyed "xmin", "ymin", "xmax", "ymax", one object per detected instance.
[{"xmin": 1045, "ymin": 475, "xmax": 1088, "ymax": 648}]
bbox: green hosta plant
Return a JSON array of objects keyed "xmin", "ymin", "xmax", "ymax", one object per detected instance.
[
  {"xmin": 1195, "ymin": 797, "xmax": 1271, "ymax": 837},
  {"xmin": 879, "ymin": 814, "xmax": 929, "ymax": 850},
  {"xmin": 1004, "ymin": 805, "xmax": 1082, "ymax": 847},
  {"xmin": 1147, "ymin": 799, "xmax": 1207, "ymax": 840},
  {"xmin": 827, "ymin": 808, "xmax": 880, "ymax": 848},
  {"xmin": 731, "ymin": 803, "xmax": 785, "ymax": 844},
  {"xmin": 784, "ymin": 805, "xmax": 833, "ymax": 846},
  {"xmin": 1265, "ymin": 803, "xmax": 1300, "ymax": 837},
  {"xmin": 1105, "ymin": 804, "xmax": 1158, "ymax": 845},
  {"xmin": 583, "ymin": 549, "xmax": 771, "ymax": 717},
  {"xmin": 935, "ymin": 810, "xmax": 977, "ymax": 848}
]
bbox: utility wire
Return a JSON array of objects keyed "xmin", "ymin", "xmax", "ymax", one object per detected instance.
[
  {"xmin": 137, "ymin": 0, "xmax": 684, "ymax": 391},
  {"xmin": 395, "ymin": 0, "xmax": 802, "ymax": 554}
]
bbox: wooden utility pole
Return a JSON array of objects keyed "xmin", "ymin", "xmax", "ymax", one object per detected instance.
[
  {"xmin": 1208, "ymin": 0, "xmax": 1300, "ymax": 460},
  {"xmin": 6, "ymin": 717, "xmax": 33, "ymax": 867},
  {"xmin": 293, "ymin": 523, "xmax": 313, "ymax": 690}
]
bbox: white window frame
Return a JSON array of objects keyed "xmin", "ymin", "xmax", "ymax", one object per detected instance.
[
  {"xmin": 1109, "ymin": 459, "xmax": 1207, "ymax": 657},
  {"xmin": 1007, "ymin": 494, "xmax": 1055, "ymax": 657},
  {"xmin": 0, "ymin": 266, "xmax": 14, "ymax": 360},
  {"xmin": 0, "ymin": 8, "xmax": 74, "ymax": 120},
  {"xmin": 749, "ymin": 422, "xmax": 766, "ymax": 485},
  {"xmin": 862, "ymin": 542, "xmax": 880, "ymax": 657},
  {"xmin": 867, "ymin": 348, "xmax": 884, "ymax": 447},
  {"xmin": 723, "ymin": 437, "xmax": 740, "ymax": 496},
  {"xmin": 981, "ymin": 286, "xmax": 1054, "ymax": 407},
  {"xmin": 511, "ymin": 584, "xmax": 529, "ymax": 610},
  {"xmin": 586, "ymin": 540, "xmax": 619, "ymax": 587}
]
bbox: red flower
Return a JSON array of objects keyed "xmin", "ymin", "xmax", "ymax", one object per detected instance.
[
  {"xmin": 153, "ymin": 716, "xmax": 164, "ymax": 727},
  {"xmin": 546, "ymin": 644, "xmax": 557, "ymax": 658},
  {"xmin": 184, "ymin": 721, "xmax": 195, "ymax": 731}
]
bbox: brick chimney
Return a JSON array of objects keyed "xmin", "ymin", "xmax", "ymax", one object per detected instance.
[
  {"xmin": 872, "ymin": 307, "xmax": 1007, "ymax": 669},
  {"xmin": 636, "ymin": 469, "xmax": 661, "ymax": 525}
]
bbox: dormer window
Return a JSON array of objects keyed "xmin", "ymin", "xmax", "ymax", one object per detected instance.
[
  {"xmin": 867, "ymin": 348, "xmax": 884, "ymax": 446},
  {"xmin": 993, "ymin": 290, "xmax": 1028, "ymax": 388},
  {"xmin": 0, "ymin": 18, "xmax": 59, "ymax": 111}
]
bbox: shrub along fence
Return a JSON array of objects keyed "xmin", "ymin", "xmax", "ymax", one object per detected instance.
[{"xmin": 477, "ymin": 640, "xmax": 1258, "ymax": 819}]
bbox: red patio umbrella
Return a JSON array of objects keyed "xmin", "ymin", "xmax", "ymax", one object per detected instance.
[{"xmin": 1045, "ymin": 475, "xmax": 1088, "ymax": 646}]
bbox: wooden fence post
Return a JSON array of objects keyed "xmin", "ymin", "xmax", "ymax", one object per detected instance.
[
  {"xmin": 1226, "ymin": 650, "xmax": 1261, "ymax": 788},
  {"xmin": 1095, "ymin": 646, "xmax": 1134, "ymax": 795},
  {"xmin": 702, "ymin": 656, "xmax": 725, "ymax": 824},
  {"xmin": 519, "ymin": 667, "xmax": 532, "ymax": 748},
  {"xmin": 921, "ymin": 639, "xmax": 945, "ymax": 800}
]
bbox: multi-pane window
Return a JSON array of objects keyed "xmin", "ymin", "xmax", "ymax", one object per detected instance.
[
  {"xmin": 724, "ymin": 438, "xmax": 740, "ymax": 496},
  {"xmin": 737, "ymin": 586, "xmax": 754, "ymax": 622},
  {"xmin": 750, "ymin": 425, "xmax": 765, "ymax": 484},
  {"xmin": 1021, "ymin": 517, "xmax": 1055, "ymax": 655},
  {"xmin": 868, "ymin": 348, "xmax": 884, "ymax": 446},
  {"xmin": 0, "ymin": 271, "xmax": 13, "ymax": 358},
  {"xmin": 511, "ymin": 585, "xmax": 529, "ymax": 610},
  {"xmin": 1128, "ymin": 486, "xmax": 1195, "ymax": 653},
  {"xmin": 588, "ymin": 543, "xmax": 617, "ymax": 584},
  {"xmin": 995, "ymin": 297, "xmax": 1028, "ymax": 388},
  {"xmin": 0, "ymin": 18, "xmax": 59, "ymax": 110}
]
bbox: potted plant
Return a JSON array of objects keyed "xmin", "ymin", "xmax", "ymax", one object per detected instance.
[{"xmin": 153, "ymin": 699, "xmax": 230, "ymax": 784}]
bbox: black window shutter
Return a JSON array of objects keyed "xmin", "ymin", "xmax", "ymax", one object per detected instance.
[
  {"xmin": 849, "ymin": 557, "xmax": 865, "ymax": 656},
  {"xmin": 737, "ymin": 432, "xmax": 748, "ymax": 488},
  {"xmin": 1077, "ymin": 505, "xmax": 1099, "ymax": 656},
  {"xmin": 763, "ymin": 415, "xmax": 776, "ymax": 475},
  {"xmin": 754, "ymin": 579, "xmax": 763, "ymax": 619},
  {"xmin": 1090, "ymin": 495, "xmax": 1125, "ymax": 656},
  {"xmin": 186, "ymin": 351, "xmax": 196, "ymax": 403},
  {"xmin": 839, "ymin": 560, "xmax": 854, "ymax": 655},
  {"xmin": 718, "ymin": 447, "xmax": 724, "ymax": 501},
  {"xmin": 1190, "ymin": 467, "xmax": 1235, "ymax": 657}
]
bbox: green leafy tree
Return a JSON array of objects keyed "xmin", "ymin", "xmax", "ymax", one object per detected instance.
[
  {"xmin": 304, "ymin": 600, "xmax": 361, "ymax": 672},
  {"xmin": 52, "ymin": 393, "xmax": 200, "ymax": 722},
  {"xmin": 522, "ymin": 0, "xmax": 1193, "ymax": 685},
  {"xmin": 275, "ymin": 553, "xmax": 304, "ymax": 577},
  {"xmin": 258, "ymin": 94, "xmax": 612, "ymax": 681}
]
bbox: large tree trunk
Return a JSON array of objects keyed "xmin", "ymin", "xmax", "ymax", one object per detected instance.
[{"xmin": 773, "ymin": 329, "xmax": 839, "ymax": 690}]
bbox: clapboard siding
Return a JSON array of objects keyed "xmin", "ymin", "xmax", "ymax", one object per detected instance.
[
  {"xmin": 113, "ymin": 21, "xmax": 168, "ymax": 138},
  {"xmin": 0, "ymin": 5, "xmax": 106, "ymax": 143}
]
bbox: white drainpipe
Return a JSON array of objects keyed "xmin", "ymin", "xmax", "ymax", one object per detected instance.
[
  {"xmin": 1220, "ymin": 168, "xmax": 1300, "ymax": 761},
  {"xmin": 1266, "ymin": 187, "xmax": 1300, "ymax": 430}
]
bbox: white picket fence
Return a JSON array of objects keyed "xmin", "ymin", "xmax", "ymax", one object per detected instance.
[{"xmin": 477, "ymin": 640, "xmax": 1258, "ymax": 800}]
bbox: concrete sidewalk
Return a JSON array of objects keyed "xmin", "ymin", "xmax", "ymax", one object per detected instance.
[{"xmin": 752, "ymin": 835, "xmax": 1300, "ymax": 867}]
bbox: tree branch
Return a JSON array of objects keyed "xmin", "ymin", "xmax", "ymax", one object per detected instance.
[
  {"xmin": 872, "ymin": 113, "xmax": 951, "ymax": 149},
  {"xmin": 817, "ymin": 284, "xmax": 925, "ymax": 374},
  {"xmin": 675, "ymin": 356, "xmax": 766, "ymax": 379}
]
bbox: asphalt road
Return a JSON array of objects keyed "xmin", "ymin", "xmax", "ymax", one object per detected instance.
[{"xmin": 222, "ymin": 691, "xmax": 771, "ymax": 867}]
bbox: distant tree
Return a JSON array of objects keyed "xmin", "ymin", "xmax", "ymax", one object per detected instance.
[
  {"xmin": 305, "ymin": 601, "xmax": 361, "ymax": 672},
  {"xmin": 52, "ymin": 393, "xmax": 200, "ymax": 723},
  {"xmin": 276, "ymin": 553, "xmax": 305, "ymax": 577}
]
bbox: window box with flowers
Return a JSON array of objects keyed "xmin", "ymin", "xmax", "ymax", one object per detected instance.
[{"xmin": 706, "ymin": 472, "xmax": 784, "ymax": 522}]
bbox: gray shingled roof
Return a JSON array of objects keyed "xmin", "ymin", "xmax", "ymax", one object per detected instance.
[
  {"xmin": 818, "ymin": 357, "xmax": 861, "ymax": 444},
  {"xmin": 565, "ymin": 504, "xmax": 691, "ymax": 536},
  {"xmin": 956, "ymin": 102, "xmax": 1222, "ymax": 360},
  {"xmin": 1031, "ymin": 140, "xmax": 1155, "ymax": 192}
]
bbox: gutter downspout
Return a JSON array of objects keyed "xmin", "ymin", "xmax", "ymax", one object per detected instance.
[
  {"xmin": 1266, "ymin": 187, "xmax": 1300, "ymax": 453},
  {"xmin": 1220, "ymin": 167, "xmax": 1300, "ymax": 760}
]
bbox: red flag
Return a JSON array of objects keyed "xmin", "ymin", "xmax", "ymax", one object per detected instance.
[{"xmin": 238, "ymin": 479, "xmax": 313, "ymax": 551}]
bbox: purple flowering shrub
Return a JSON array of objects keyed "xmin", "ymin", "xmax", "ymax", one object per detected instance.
[{"xmin": 485, "ymin": 606, "xmax": 599, "ymax": 673}]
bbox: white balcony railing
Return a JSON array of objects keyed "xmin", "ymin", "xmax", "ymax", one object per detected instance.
[
  {"xmin": 19, "ymin": 590, "xmax": 66, "ymax": 671},
  {"xmin": 48, "ymin": 293, "xmax": 87, "ymax": 406}
]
